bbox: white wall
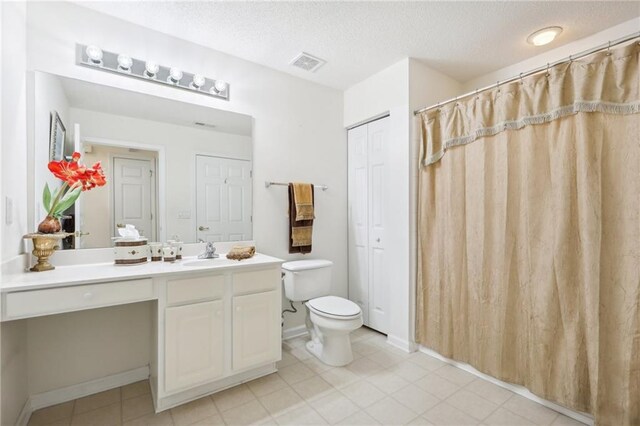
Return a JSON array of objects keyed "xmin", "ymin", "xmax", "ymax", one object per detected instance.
[
  {"xmin": 343, "ymin": 59, "xmax": 409, "ymax": 127},
  {"xmin": 343, "ymin": 58, "xmax": 462, "ymax": 350},
  {"xmin": 27, "ymin": 303, "xmax": 152, "ymax": 394},
  {"xmin": 1, "ymin": 1, "xmax": 28, "ymax": 262},
  {"xmin": 1, "ymin": 2, "xmax": 29, "ymax": 424},
  {"xmin": 67, "ymin": 107, "xmax": 251, "ymax": 246},
  {"xmin": 463, "ymin": 17, "xmax": 640, "ymax": 92}
]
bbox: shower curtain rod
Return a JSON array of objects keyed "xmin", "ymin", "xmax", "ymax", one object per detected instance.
[{"xmin": 413, "ymin": 31, "xmax": 640, "ymax": 116}]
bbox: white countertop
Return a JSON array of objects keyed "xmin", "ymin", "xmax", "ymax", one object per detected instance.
[{"xmin": 0, "ymin": 253, "xmax": 284, "ymax": 293}]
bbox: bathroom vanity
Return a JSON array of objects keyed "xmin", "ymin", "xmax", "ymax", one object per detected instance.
[{"xmin": 1, "ymin": 253, "xmax": 283, "ymax": 413}]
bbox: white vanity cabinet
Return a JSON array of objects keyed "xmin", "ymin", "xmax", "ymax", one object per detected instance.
[
  {"xmin": 156, "ymin": 264, "xmax": 282, "ymax": 411},
  {"xmin": 0, "ymin": 252, "xmax": 284, "ymax": 417},
  {"xmin": 232, "ymin": 268, "xmax": 281, "ymax": 371}
]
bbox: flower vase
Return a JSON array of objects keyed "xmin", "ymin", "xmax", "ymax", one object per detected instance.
[{"xmin": 24, "ymin": 232, "xmax": 72, "ymax": 272}]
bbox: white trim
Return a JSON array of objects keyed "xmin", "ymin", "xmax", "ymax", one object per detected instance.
[
  {"xmin": 15, "ymin": 400, "xmax": 32, "ymax": 426},
  {"xmin": 155, "ymin": 364, "xmax": 276, "ymax": 412},
  {"xmin": 386, "ymin": 334, "xmax": 417, "ymax": 353},
  {"xmin": 83, "ymin": 136, "xmax": 167, "ymax": 242},
  {"xmin": 29, "ymin": 366, "xmax": 149, "ymax": 412},
  {"xmin": 282, "ymin": 325, "xmax": 308, "ymax": 340},
  {"xmin": 418, "ymin": 345, "xmax": 594, "ymax": 426}
]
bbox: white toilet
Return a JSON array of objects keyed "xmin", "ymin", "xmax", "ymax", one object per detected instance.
[{"xmin": 282, "ymin": 259, "xmax": 363, "ymax": 367}]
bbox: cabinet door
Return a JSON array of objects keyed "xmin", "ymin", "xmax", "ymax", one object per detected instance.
[
  {"xmin": 232, "ymin": 291, "xmax": 280, "ymax": 371},
  {"xmin": 165, "ymin": 300, "xmax": 224, "ymax": 393}
]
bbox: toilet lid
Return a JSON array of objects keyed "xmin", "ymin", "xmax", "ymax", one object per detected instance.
[{"xmin": 307, "ymin": 296, "xmax": 361, "ymax": 317}]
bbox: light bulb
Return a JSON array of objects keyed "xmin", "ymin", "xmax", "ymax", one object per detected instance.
[
  {"xmin": 191, "ymin": 74, "xmax": 206, "ymax": 89},
  {"xmin": 527, "ymin": 26, "xmax": 562, "ymax": 46},
  {"xmin": 212, "ymin": 80, "xmax": 227, "ymax": 94},
  {"xmin": 145, "ymin": 61, "xmax": 159, "ymax": 78},
  {"xmin": 85, "ymin": 45, "xmax": 103, "ymax": 65},
  {"xmin": 117, "ymin": 54, "xmax": 133, "ymax": 71},
  {"xmin": 168, "ymin": 68, "xmax": 183, "ymax": 84}
]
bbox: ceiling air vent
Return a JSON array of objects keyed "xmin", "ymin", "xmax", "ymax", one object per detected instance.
[{"xmin": 290, "ymin": 52, "xmax": 326, "ymax": 73}]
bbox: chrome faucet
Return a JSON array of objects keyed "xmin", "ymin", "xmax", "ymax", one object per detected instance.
[{"xmin": 198, "ymin": 242, "xmax": 219, "ymax": 259}]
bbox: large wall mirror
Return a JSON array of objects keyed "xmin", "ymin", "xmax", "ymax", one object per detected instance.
[{"xmin": 32, "ymin": 72, "xmax": 253, "ymax": 250}]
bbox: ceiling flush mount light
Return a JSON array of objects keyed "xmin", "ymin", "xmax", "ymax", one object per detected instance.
[
  {"xmin": 76, "ymin": 44, "xmax": 230, "ymax": 100},
  {"xmin": 117, "ymin": 54, "xmax": 133, "ymax": 72},
  {"xmin": 527, "ymin": 26, "xmax": 563, "ymax": 46},
  {"xmin": 85, "ymin": 45, "xmax": 103, "ymax": 66}
]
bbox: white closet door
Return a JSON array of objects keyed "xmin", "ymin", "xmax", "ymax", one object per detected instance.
[
  {"xmin": 347, "ymin": 117, "xmax": 389, "ymax": 334},
  {"xmin": 367, "ymin": 117, "xmax": 389, "ymax": 333},
  {"xmin": 348, "ymin": 125, "xmax": 370, "ymax": 325}
]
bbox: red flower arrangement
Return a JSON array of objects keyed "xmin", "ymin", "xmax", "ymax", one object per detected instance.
[{"xmin": 38, "ymin": 152, "xmax": 107, "ymax": 233}]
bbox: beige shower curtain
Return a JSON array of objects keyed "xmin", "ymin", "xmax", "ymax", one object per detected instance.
[{"xmin": 416, "ymin": 42, "xmax": 639, "ymax": 426}]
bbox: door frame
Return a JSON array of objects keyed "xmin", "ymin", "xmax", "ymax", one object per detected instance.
[
  {"xmin": 84, "ymin": 136, "xmax": 166, "ymax": 242},
  {"xmin": 192, "ymin": 153, "xmax": 253, "ymax": 244},
  {"xmin": 111, "ymin": 155, "xmax": 157, "ymax": 242}
]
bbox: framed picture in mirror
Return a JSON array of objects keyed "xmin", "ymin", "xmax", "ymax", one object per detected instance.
[{"xmin": 49, "ymin": 111, "xmax": 66, "ymax": 161}]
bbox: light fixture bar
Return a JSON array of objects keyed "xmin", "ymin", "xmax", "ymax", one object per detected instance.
[{"xmin": 75, "ymin": 44, "xmax": 230, "ymax": 101}]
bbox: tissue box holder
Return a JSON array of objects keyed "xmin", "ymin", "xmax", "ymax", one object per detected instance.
[{"xmin": 114, "ymin": 238, "xmax": 148, "ymax": 265}]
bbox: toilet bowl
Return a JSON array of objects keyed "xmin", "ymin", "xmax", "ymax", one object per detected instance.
[{"xmin": 282, "ymin": 260, "xmax": 362, "ymax": 367}]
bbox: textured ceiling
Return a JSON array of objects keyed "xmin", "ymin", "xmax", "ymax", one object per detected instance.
[{"xmin": 78, "ymin": 1, "xmax": 639, "ymax": 89}]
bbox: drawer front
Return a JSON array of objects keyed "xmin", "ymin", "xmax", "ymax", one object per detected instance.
[
  {"xmin": 167, "ymin": 275, "xmax": 225, "ymax": 305},
  {"xmin": 232, "ymin": 268, "xmax": 280, "ymax": 296},
  {"xmin": 4, "ymin": 279, "xmax": 154, "ymax": 319}
]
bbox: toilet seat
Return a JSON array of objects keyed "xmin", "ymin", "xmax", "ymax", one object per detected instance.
[{"xmin": 307, "ymin": 296, "xmax": 361, "ymax": 320}]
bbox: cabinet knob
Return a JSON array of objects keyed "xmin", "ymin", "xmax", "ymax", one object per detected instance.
[
  {"xmin": 83, "ymin": 292, "xmax": 93, "ymax": 300},
  {"xmin": 199, "ymin": 226, "xmax": 210, "ymax": 231},
  {"xmin": 376, "ymin": 238, "xmax": 381, "ymax": 243}
]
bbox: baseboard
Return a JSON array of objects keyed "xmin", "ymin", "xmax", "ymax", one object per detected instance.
[
  {"xmin": 386, "ymin": 334, "xmax": 418, "ymax": 353},
  {"xmin": 15, "ymin": 399, "xmax": 32, "ymax": 426},
  {"xmin": 29, "ymin": 366, "xmax": 150, "ymax": 411},
  {"xmin": 282, "ymin": 325, "xmax": 308, "ymax": 340},
  {"xmin": 418, "ymin": 346, "xmax": 594, "ymax": 426}
]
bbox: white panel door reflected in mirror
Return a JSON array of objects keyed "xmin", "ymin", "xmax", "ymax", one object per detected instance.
[{"xmin": 32, "ymin": 71, "xmax": 253, "ymax": 249}]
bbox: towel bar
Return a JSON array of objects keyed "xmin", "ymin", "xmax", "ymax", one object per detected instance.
[{"xmin": 265, "ymin": 181, "xmax": 328, "ymax": 191}]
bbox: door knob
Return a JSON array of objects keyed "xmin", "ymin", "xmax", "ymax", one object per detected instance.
[
  {"xmin": 116, "ymin": 223, "xmax": 125, "ymax": 228},
  {"xmin": 75, "ymin": 231, "xmax": 91, "ymax": 237},
  {"xmin": 199, "ymin": 226, "xmax": 210, "ymax": 231}
]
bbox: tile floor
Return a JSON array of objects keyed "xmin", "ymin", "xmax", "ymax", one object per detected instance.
[{"xmin": 28, "ymin": 327, "xmax": 587, "ymax": 426}]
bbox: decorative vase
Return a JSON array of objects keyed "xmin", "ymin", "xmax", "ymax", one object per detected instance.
[
  {"xmin": 23, "ymin": 232, "xmax": 72, "ymax": 272},
  {"xmin": 37, "ymin": 216, "xmax": 61, "ymax": 234}
]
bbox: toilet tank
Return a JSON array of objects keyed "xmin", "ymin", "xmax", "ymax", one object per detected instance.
[{"xmin": 282, "ymin": 259, "xmax": 333, "ymax": 302}]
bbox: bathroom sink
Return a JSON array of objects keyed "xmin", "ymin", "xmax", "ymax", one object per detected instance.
[{"xmin": 182, "ymin": 258, "xmax": 226, "ymax": 267}]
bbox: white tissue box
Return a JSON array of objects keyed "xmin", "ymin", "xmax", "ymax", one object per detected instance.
[{"xmin": 113, "ymin": 238, "xmax": 148, "ymax": 265}]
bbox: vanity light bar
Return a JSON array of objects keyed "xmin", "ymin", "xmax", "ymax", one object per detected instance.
[{"xmin": 75, "ymin": 44, "xmax": 230, "ymax": 101}]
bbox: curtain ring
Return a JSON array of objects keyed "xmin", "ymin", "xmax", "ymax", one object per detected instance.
[
  {"xmin": 569, "ymin": 54, "xmax": 573, "ymax": 63},
  {"xmin": 519, "ymin": 72, "xmax": 524, "ymax": 85},
  {"xmin": 475, "ymin": 88, "xmax": 479, "ymax": 100},
  {"xmin": 496, "ymin": 80, "xmax": 501, "ymax": 93},
  {"xmin": 546, "ymin": 63, "xmax": 550, "ymax": 77},
  {"xmin": 606, "ymin": 41, "xmax": 612, "ymax": 56}
]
